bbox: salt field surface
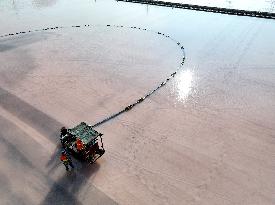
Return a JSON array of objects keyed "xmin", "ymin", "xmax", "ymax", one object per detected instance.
[{"xmin": 0, "ymin": 0, "xmax": 275, "ymax": 205}]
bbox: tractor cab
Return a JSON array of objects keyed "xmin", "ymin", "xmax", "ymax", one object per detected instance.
[{"xmin": 60, "ymin": 122, "xmax": 105, "ymax": 164}]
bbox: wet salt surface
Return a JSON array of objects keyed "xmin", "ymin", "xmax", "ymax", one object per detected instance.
[{"xmin": 0, "ymin": 0, "xmax": 275, "ymax": 205}]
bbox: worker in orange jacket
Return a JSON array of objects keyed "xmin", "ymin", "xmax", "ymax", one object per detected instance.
[{"xmin": 60, "ymin": 150, "xmax": 74, "ymax": 171}]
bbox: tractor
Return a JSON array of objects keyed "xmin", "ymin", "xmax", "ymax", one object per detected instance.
[{"xmin": 60, "ymin": 122, "xmax": 105, "ymax": 164}]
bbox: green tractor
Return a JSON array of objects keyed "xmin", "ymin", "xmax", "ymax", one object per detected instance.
[{"xmin": 60, "ymin": 122, "xmax": 105, "ymax": 164}]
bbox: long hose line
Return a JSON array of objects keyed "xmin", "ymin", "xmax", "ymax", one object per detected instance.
[
  {"xmin": 117, "ymin": 0, "xmax": 275, "ymax": 20},
  {"xmin": 0, "ymin": 24, "xmax": 186, "ymax": 127}
]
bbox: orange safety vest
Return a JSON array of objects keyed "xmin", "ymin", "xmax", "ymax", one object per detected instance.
[
  {"xmin": 76, "ymin": 139, "xmax": 84, "ymax": 151},
  {"xmin": 60, "ymin": 154, "xmax": 68, "ymax": 162}
]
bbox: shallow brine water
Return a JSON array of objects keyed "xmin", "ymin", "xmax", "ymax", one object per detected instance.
[{"xmin": 0, "ymin": 1, "xmax": 275, "ymax": 205}]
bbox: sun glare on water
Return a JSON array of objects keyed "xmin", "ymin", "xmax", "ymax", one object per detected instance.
[{"xmin": 175, "ymin": 69, "xmax": 194, "ymax": 103}]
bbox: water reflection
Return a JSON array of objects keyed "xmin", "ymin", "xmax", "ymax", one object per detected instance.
[{"xmin": 175, "ymin": 69, "xmax": 194, "ymax": 103}]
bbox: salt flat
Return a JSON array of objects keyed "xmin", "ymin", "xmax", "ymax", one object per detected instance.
[{"xmin": 0, "ymin": 0, "xmax": 275, "ymax": 204}]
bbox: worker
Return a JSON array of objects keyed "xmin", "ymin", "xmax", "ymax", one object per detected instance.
[
  {"xmin": 60, "ymin": 127, "xmax": 68, "ymax": 146},
  {"xmin": 60, "ymin": 127, "xmax": 67, "ymax": 136},
  {"xmin": 60, "ymin": 150, "xmax": 74, "ymax": 171},
  {"xmin": 76, "ymin": 138, "xmax": 85, "ymax": 152}
]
